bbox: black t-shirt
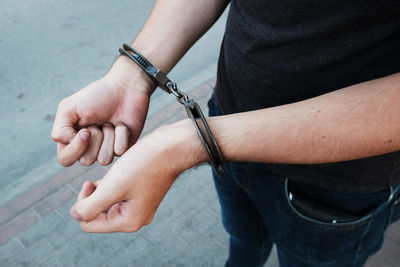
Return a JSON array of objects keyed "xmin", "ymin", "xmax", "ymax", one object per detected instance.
[{"xmin": 215, "ymin": 0, "xmax": 400, "ymax": 192}]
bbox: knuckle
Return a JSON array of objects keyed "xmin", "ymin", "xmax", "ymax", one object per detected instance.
[
  {"xmin": 97, "ymin": 158, "xmax": 106, "ymax": 166},
  {"xmin": 58, "ymin": 98, "xmax": 68, "ymax": 110},
  {"xmin": 120, "ymin": 217, "xmax": 142, "ymax": 232},
  {"xmin": 125, "ymin": 223, "xmax": 142, "ymax": 233},
  {"xmin": 75, "ymin": 206, "xmax": 89, "ymax": 222},
  {"xmin": 115, "ymin": 121, "xmax": 126, "ymax": 128},
  {"xmin": 102, "ymin": 123, "xmax": 114, "ymax": 130},
  {"xmin": 57, "ymin": 156, "xmax": 72, "ymax": 167},
  {"xmin": 50, "ymin": 130, "xmax": 58, "ymax": 141},
  {"xmin": 89, "ymin": 125, "xmax": 100, "ymax": 133},
  {"xmin": 51, "ymin": 127, "xmax": 64, "ymax": 142},
  {"xmin": 79, "ymin": 157, "xmax": 95, "ymax": 166},
  {"xmin": 97, "ymin": 156, "xmax": 112, "ymax": 166},
  {"xmin": 89, "ymin": 126, "xmax": 104, "ymax": 140},
  {"xmin": 80, "ymin": 222, "xmax": 91, "ymax": 232},
  {"xmin": 114, "ymin": 144, "xmax": 127, "ymax": 156},
  {"xmin": 114, "ymin": 148, "xmax": 123, "ymax": 156}
]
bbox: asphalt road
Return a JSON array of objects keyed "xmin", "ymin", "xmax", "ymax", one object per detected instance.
[{"xmin": 0, "ymin": 1, "xmax": 227, "ymax": 188}]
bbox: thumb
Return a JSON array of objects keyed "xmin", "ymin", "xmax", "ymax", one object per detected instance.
[
  {"xmin": 52, "ymin": 126, "xmax": 77, "ymax": 145},
  {"xmin": 56, "ymin": 129, "xmax": 91, "ymax": 167},
  {"xmin": 72, "ymin": 179, "xmax": 122, "ymax": 222},
  {"xmin": 70, "ymin": 180, "xmax": 96, "ymax": 221},
  {"xmin": 51, "ymin": 99, "xmax": 79, "ymax": 144}
]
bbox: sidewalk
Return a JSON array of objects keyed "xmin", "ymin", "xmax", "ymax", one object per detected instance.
[{"xmin": 0, "ymin": 78, "xmax": 399, "ymax": 266}]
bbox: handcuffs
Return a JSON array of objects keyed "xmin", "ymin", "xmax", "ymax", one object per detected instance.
[{"xmin": 119, "ymin": 44, "xmax": 226, "ymax": 176}]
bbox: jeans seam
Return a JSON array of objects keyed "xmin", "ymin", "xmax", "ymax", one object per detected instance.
[
  {"xmin": 356, "ymin": 216, "xmax": 373, "ymax": 253},
  {"xmin": 257, "ymin": 217, "xmax": 266, "ymax": 267},
  {"xmin": 237, "ymin": 163, "xmax": 252, "ymax": 194},
  {"xmin": 387, "ymin": 187, "xmax": 400, "ymax": 225}
]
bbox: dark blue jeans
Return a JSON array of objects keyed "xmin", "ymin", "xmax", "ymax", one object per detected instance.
[{"xmin": 208, "ymin": 96, "xmax": 400, "ymax": 267}]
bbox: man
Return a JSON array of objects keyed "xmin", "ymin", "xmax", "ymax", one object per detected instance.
[{"xmin": 51, "ymin": 0, "xmax": 400, "ymax": 266}]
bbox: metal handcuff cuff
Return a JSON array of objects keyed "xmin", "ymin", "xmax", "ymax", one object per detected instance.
[{"xmin": 119, "ymin": 44, "xmax": 226, "ymax": 176}]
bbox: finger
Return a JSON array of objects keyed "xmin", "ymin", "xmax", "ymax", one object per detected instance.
[
  {"xmin": 80, "ymin": 203, "xmax": 126, "ymax": 233},
  {"xmin": 57, "ymin": 129, "xmax": 91, "ymax": 167},
  {"xmin": 114, "ymin": 123, "xmax": 130, "ymax": 156},
  {"xmin": 70, "ymin": 180, "xmax": 96, "ymax": 221},
  {"xmin": 51, "ymin": 98, "xmax": 79, "ymax": 144},
  {"xmin": 79, "ymin": 126, "xmax": 104, "ymax": 166},
  {"xmin": 72, "ymin": 179, "xmax": 123, "ymax": 222},
  {"xmin": 80, "ymin": 212, "xmax": 110, "ymax": 232},
  {"xmin": 79, "ymin": 202, "xmax": 143, "ymax": 233},
  {"xmin": 78, "ymin": 180, "xmax": 96, "ymax": 201},
  {"xmin": 97, "ymin": 124, "xmax": 115, "ymax": 165}
]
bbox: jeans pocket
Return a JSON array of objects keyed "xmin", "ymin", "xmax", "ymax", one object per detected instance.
[{"xmin": 282, "ymin": 178, "xmax": 388, "ymax": 230}]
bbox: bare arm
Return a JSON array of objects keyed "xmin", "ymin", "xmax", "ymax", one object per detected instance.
[
  {"xmin": 52, "ymin": 0, "xmax": 229, "ymax": 166},
  {"xmin": 71, "ymin": 72, "xmax": 400, "ymax": 232},
  {"xmin": 70, "ymin": 1, "xmax": 400, "ymax": 232},
  {"xmin": 204, "ymin": 72, "xmax": 400, "ymax": 164},
  {"xmin": 131, "ymin": 0, "xmax": 229, "ymax": 74}
]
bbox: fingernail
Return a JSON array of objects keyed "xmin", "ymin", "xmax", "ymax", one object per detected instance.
[
  {"xmin": 79, "ymin": 130, "xmax": 90, "ymax": 141},
  {"xmin": 70, "ymin": 208, "xmax": 83, "ymax": 222}
]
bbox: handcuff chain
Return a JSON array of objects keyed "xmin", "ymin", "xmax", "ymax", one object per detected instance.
[
  {"xmin": 119, "ymin": 43, "xmax": 226, "ymax": 176},
  {"xmin": 167, "ymin": 81, "xmax": 190, "ymax": 104}
]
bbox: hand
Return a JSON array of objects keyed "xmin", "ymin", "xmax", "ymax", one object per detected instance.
[
  {"xmin": 70, "ymin": 120, "xmax": 206, "ymax": 232},
  {"xmin": 51, "ymin": 56, "xmax": 155, "ymax": 167}
]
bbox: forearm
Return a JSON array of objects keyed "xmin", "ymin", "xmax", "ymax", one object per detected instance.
[
  {"xmin": 210, "ymin": 73, "xmax": 400, "ymax": 164},
  {"xmin": 178, "ymin": 73, "xmax": 400, "ymax": 168},
  {"xmin": 107, "ymin": 0, "xmax": 229, "ymax": 96},
  {"xmin": 131, "ymin": 0, "xmax": 229, "ymax": 74}
]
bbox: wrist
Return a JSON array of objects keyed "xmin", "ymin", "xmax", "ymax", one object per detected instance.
[
  {"xmin": 155, "ymin": 119, "xmax": 209, "ymax": 175},
  {"xmin": 106, "ymin": 55, "xmax": 156, "ymax": 97}
]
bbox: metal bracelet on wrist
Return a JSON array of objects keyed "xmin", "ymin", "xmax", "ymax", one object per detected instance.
[{"xmin": 119, "ymin": 43, "xmax": 226, "ymax": 176}]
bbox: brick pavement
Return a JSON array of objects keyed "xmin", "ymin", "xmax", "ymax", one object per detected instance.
[{"xmin": 0, "ymin": 78, "xmax": 399, "ymax": 266}]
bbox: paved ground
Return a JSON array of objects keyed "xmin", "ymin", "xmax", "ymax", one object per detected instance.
[
  {"xmin": 0, "ymin": 78, "xmax": 399, "ymax": 266},
  {"xmin": 0, "ymin": 0, "xmax": 227, "ymax": 188},
  {"xmin": 1, "ymin": 2, "xmax": 399, "ymax": 266}
]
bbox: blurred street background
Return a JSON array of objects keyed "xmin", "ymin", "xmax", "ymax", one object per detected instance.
[
  {"xmin": 0, "ymin": 0, "xmax": 224, "ymax": 193},
  {"xmin": 0, "ymin": 1, "xmax": 399, "ymax": 266}
]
